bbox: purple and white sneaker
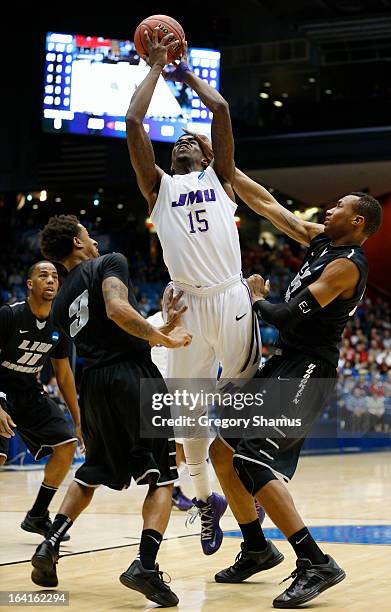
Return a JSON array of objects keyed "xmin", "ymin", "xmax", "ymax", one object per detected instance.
[
  {"xmin": 186, "ymin": 492, "xmax": 228, "ymax": 555},
  {"xmin": 255, "ymin": 499, "xmax": 266, "ymax": 525},
  {"xmin": 172, "ymin": 486, "xmax": 193, "ymax": 511}
]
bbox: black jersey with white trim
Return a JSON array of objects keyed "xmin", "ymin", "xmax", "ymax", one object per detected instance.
[
  {"xmin": 0, "ymin": 301, "xmax": 71, "ymax": 392},
  {"xmin": 52, "ymin": 253, "xmax": 150, "ymax": 370},
  {"xmin": 277, "ymin": 233, "xmax": 368, "ymax": 367}
]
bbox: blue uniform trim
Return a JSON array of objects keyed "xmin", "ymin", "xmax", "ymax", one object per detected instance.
[{"xmin": 225, "ymin": 524, "xmax": 391, "ymax": 545}]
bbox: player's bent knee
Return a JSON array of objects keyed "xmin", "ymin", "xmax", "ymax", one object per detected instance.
[
  {"xmin": 147, "ymin": 482, "xmax": 173, "ymax": 497},
  {"xmin": 53, "ymin": 440, "xmax": 77, "ymax": 458},
  {"xmin": 65, "ymin": 440, "xmax": 78, "ymax": 454},
  {"xmin": 70, "ymin": 480, "xmax": 96, "ymax": 505},
  {"xmin": 160, "ymin": 483, "xmax": 174, "ymax": 494},
  {"xmin": 233, "ymin": 456, "xmax": 277, "ymax": 496}
]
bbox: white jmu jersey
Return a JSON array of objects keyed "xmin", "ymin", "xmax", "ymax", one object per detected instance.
[{"xmin": 150, "ymin": 166, "xmax": 241, "ymax": 287}]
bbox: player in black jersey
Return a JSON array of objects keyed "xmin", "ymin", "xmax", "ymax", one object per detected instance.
[
  {"xmin": 30, "ymin": 215, "xmax": 192, "ymax": 607},
  {"xmin": 0, "ymin": 261, "xmax": 82, "ymax": 541},
  {"xmin": 210, "ymin": 173, "xmax": 382, "ymax": 609}
]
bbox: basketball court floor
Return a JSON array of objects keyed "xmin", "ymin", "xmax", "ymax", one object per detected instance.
[{"xmin": 1, "ymin": 451, "xmax": 390, "ymax": 611}]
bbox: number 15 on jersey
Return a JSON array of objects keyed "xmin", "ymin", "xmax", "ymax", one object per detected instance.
[{"xmin": 188, "ymin": 209, "xmax": 209, "ymax": 234}]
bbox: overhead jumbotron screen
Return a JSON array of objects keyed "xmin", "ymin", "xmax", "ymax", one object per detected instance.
[{"xmin": 42, "ymin": 32, "xmax": 221, "ymax": 143}]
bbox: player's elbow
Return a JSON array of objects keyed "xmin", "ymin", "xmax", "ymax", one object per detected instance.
[
  {"xmin": 105, "ymin": 299, "xmax": 121, "ymax": 322},
  {"xmin": 211, "ymin": 99, "xmax": 229, "ymax": 115},
  {"xmin": 125, "ymin": 113, "xmax": 142, "ymax": 130}
]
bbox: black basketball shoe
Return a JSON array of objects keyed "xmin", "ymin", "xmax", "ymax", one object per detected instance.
[
  {"xmin": 215, "ymin": 540, "xmax": 284, "ymax": 583},
  {"xmin": 31, "ymin": 541, "xmax": 59, "ymax": 588},
  {"xmin": 120, "ymin": 559, "xmax": 179, "ymax": 607},
  {"xmin": 21, "ymin": 511, "xmax": 70, "ymax": 541},
  {"xmin": 273, "ymin": 555, "xmax": 346, "ymax": 608}
]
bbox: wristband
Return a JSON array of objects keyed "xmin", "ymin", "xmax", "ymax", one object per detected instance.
[{"xmin": 167, "ymin": 60, "xmax": 191, "ymax": 83}]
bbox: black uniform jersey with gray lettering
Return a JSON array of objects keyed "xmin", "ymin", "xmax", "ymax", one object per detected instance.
[
  {"xmin": 52, "ymin": 253, "xmax": 150, "ymax": 370},
  {"xmin": 0, "ymin": 301, "xmax": 71, "ymax": 392},
  {"xmin": 277, "ymin": 232, "xmax": 368, "ymax": 367}
]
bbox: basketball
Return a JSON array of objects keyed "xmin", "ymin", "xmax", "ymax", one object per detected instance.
[{"xmin": 134, "ymin": 15, "xmax": 185, "ymax": 64}]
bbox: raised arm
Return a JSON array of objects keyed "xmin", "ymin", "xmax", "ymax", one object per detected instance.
[
  {"xmin": 126, "ymin": 29, "xmax": 179, "ymax": 212},
  {"xmin": 183, "ymin": 71, "xmax": 234, "ymax": 184},
  {"xmin": 165, "ymin": 44, "xmax": 234, "ymax": 183},
  {"xmin": 102, "ymin": 276, "xmax": 191, "ymax": 349},
  {"xmin": 234, "ymin": 169, "xmax": 324, "ymax": 246}
]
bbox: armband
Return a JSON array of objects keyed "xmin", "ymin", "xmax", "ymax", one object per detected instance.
[{"xmin": 253, "ymin": 288, "xmax": 322, "ymax": 331}]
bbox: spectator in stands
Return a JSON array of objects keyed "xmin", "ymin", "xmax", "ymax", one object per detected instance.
[
  {"xmin": 383, "ymin": 370, "xmax": 391, "ymax": 432},
  {"xmin": 376, "ymin": 349, "xmax": 391, "ymax": 370},
  {"xmin": 383, "ymin": 329, "xmax": 391, "ymax": 350},
  {"xmin": 367, "ymin": 390, "xmax": 385, "ymax": 432},
  {"xmin": 8, "ymin": 268, "xmax": 23, "ymax": 287},
  {"xmin": 355, "ymin": 342, "xmax": 369, "ymax": 366},
  {"xmin": 346, "ymin": 387, "xmax": 368, "ymax": 432},
  {"xmin": 138, "ymin": 295, "xmax": 150, "ymax": 317},
  {"xmin": 8, "ymin": 291, "xmax": 18, "ymax": 305}
]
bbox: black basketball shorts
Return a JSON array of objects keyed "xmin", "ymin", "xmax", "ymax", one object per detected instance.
[
  {"xmin": 74, "ymin": 358, "xmax": 178, "ymax": 491},
  {"xmin": 218, "ymin": 352, "xmax": 337, "ymax": 494},
  {"xmin": 0, "ymin": 389, "xmax": 76, "ymax": 461}
]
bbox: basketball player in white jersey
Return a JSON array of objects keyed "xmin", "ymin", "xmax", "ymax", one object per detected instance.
[{"xmin": 126, "ymin": 30, "xmax": 260, "ymax": 555}]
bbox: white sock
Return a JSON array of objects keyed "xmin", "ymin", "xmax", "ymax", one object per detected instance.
[
  {"xmin": 183, "ymin": 438, "xmax": 212, "ymax": 502},
  {"xmin": 178, "ymin": 462, "xmax": 187, "ymax": 476},
  {"xmin": 173, "ymin": 462, "xmax": 188, "ymax": 487}
]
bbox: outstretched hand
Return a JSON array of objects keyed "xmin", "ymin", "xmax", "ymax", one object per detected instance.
[
  {"xmin": 143, "ymin": 27, "xmax": 181, "ymax": 69},
  {"xmin": 160, "ymin": 288, "xmax": 188, "ymax": 334}
]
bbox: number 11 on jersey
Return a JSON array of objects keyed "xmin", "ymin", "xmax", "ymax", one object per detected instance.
[{"xmin": 187, "ymin": 209, "xmax": 209, "ymax": 234}]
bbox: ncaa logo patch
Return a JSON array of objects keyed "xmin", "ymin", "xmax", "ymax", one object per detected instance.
[{"xmin": 51, "ymin": 331, "xmax": 60, "ymax": 342}]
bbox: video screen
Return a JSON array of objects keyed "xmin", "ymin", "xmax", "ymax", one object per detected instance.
[{"xmin": 42, "ymin": 32, "xmax": 221, "ymax": 143}]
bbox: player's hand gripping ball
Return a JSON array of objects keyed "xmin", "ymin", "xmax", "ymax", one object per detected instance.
[{"xmin": 134, "ymin": 15, "xmax": 185, "ymax": 64}]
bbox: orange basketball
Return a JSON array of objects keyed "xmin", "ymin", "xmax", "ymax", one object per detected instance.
[{"xmin": 134, "ymin": 14, "xmax": 185, "ymax": 64}]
